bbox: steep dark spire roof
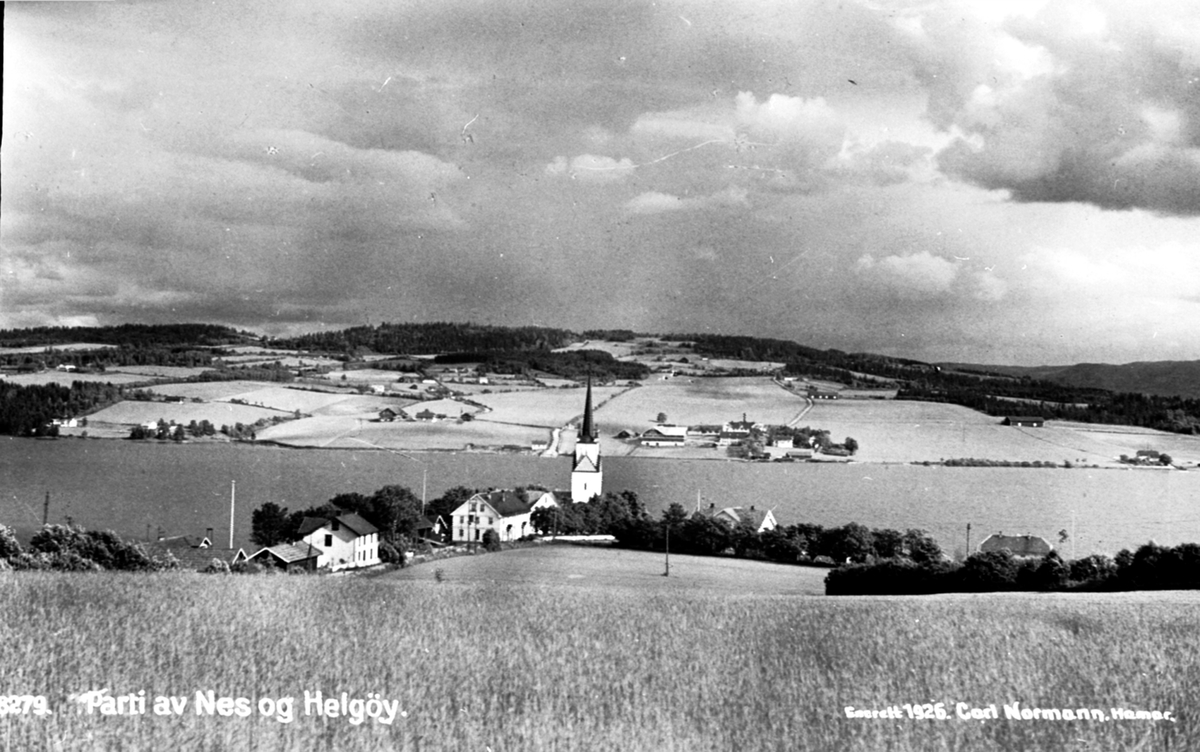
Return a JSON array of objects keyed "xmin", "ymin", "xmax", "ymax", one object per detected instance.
[{"xmin": 579, "ymin": 373, "xmax": 595, "ymax": 443}]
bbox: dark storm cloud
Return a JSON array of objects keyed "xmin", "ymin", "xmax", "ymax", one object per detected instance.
[{"xmin": 907, "ymin": 1, "xmax": 1200, "ymax": 215}]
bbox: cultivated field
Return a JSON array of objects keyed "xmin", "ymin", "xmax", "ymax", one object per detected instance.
[
  {"xmin": 596, "ymin": 377, "xmax": 808, "ymax": 434},
  {"xmin": 108, "ymin": 365, "xmax": 211, "ymax": 379},
  {"xmin": 257, "ymin": 415, "xmax": 547, "ymax": 451},
  {"xmin": 312, "ymin": 368, "xmax": 402, "ymax": 383},
  {"xmin": 86, "ymin": 400, "xmax": 284, "ymax": 427},
  {"xmin": 0, "ymin": 372, "xmax": 153, "ymax": 387},
  {"xmin": 471, "ymin": 386, "xmax": 630, "ymax": 428},
  {"xmin": 146, "ymin": 381, "xmax": 289, "ymax": 401},
  {"xmin": 806, "ymin": 400, "xmax": 1200, "ymax": 465},
  {"xmin": 1053, "ymin": 422, "xmax": 1200, "ymax": 467},
  {"xmin": 1, "ymin": 553, "xmax": 1195, "ymax": 751}
]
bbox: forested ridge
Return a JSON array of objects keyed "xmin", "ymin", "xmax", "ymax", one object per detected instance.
[{"xmin": 272, "ymin": 322, "xmax": 577, "ymax": 354}]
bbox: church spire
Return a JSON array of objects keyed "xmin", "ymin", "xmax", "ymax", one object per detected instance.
[{"xmin": 580, "ymin": 372, "xmax": 595, "ymax": 443}]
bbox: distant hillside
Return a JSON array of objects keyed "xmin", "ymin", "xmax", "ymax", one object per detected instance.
[
  {"xmin": 941, "ymin": 361, "xmax": 1200, "ymax": 400},
  {"xmin": 0, "ymin": 323, "xmax": 251, "ymax": 349}
]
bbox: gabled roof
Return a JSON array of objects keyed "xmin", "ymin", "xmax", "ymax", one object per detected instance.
[
  {"xmin": 162, "ymin": 547, "xmax": 249, "ymax": 571},
  {"xmin": 296, "ymin": 516, "xmax": 329, "ymax": 537},
  {"xmin": 469, "ymin": 490, "xmax": 537, "ymax": 518},
  {"xmin": 297, "ymin": 513, "xmax": 379, "ymax": 538},
  {"xmin": 156, "ymin": 535, "xmax": 199, "ymax": 550},
  {"xmin": 253, "ymin": 541, "xmax": 321, "ymax": 564},
  {"xmin": 573, "ymin": 454, "xmax": 599, "ymax": 473},
  {"xmin": 644, "ymin": 426, "xmax": 688, "ymax": 438},
  {"xmin": 335, "ymin": 513, "xmax": 379, "ymax": 536},
  {"xmin": 713, "ymin": 506, "xmax": 774, "ymax": 530}
]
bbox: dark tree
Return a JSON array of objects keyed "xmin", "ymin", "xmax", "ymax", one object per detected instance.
[{"xmin": 251, "ymin": 501, "xmax": 293, "ymax": 547}]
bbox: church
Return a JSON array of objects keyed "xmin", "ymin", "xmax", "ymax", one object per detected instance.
[{"xmin": 570, "ymin": 375, "xmax": 602, "ymax": 503}]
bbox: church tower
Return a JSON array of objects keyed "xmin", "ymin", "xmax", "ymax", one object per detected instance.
[{"xmin": 571, "ymin": 374, "xmax": 602, "ymax": 503}]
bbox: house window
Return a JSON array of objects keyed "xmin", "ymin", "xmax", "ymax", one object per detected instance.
[
  {"xmin": 324, "ymin": 534, "xmax": 332, "ymax": 547},
  {"xmin": 474, "ymin": 529, "xmax": 480, "ymax": 541}
]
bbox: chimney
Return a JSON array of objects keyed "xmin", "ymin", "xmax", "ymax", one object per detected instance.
[
  {"xmin": 750, "ymin": 505, "xmax": 756, "ymax": 511},
  {"xmin": 709, "ymin": 503, "xmax": 715, "ymax": 509}
]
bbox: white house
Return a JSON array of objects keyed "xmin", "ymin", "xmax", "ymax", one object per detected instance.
[
  {"xmin": 450, "ymin": 489, "xmax": 560, "ymax": 543},
  {"xmin": 296, "ymin": 512, "xmax": 381, "ymax": 571}
]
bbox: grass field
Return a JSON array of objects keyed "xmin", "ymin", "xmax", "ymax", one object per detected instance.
[
  {"xmin": 596, "ymin": 378, "xmax": 808, "ymax": 433},
  {"xmin": 1, "ymin": 547, "xmax": 1196, "ymax": 751}
]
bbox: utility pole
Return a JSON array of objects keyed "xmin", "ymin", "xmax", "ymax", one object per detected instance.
[
  {"xmin": 965, "ymin": 523, "xmax": 971, "ymax": 559},
  {"xmin": 43, "ymin": 492, "xmax": 50, "ymax": 527},
  {"xmin": 663, "ymin": 522, "xmax": 670, "ymax": 577},
  {"xmin": 229, "ymin": 480, "xmax": 236, "ymax": 549}
]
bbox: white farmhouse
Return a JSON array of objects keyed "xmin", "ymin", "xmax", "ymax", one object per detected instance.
[
  {"xmin": 297, "ymin": 512, "xmax": 381, "ymax": 571},
  {"xmin": 451, "ymin": 489, "xmax": 560, "ymax": 543}
]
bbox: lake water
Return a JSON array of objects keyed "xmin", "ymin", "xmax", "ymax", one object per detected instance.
[{"xmin": 3, "ymin": 437, "xmax": 1199, "ymax": 557}]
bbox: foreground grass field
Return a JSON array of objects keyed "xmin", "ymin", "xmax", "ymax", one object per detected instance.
[{"xmin": 2, "ymin": 548, "xmax": 1196, "ymax": 751}]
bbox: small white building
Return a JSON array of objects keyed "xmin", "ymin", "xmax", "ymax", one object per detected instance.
[
  {"xmin": 451, "ymin": 489, "xmax": 560, "ymax": 543},
  {"xmin": 297, "ymin": 513, "xmax": 381, "ymax": 571}
]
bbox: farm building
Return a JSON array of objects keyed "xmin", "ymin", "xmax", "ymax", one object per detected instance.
[
  {"xmin": 1002, "ymin": 416, "xmax": 1045, "ymax": 427},
  {"xmin": 149, "ymin": 531, "xmax": 250, "ymax": 571},
  {"xmin": 706, "ymin": 505, "xmax": 778, "ymax": 533},
  {"xmin": 807, "ymin": 388, "xmax": 839, "ymax": 400},
  {"xmin": 641, "ymin": 425, "xmax": 688, "ymax": 446},
  {"xmin": 415, "ymin": 515, "xmax": 448, "ymax": 542},
  {"xmin": 378, "ymin": 408, "xmax": 398, "ymax": 422},
  {"xmin": 296, "ymin": 513, "xmax": 381, "ymax": 571},
  {"xmin": 451, "ymin": 489, "xmax": 560, "ymax": 543},
  {"xmin": 978, "ymin": 533, "xmax": 1053, "ymax": 557},
  {"xmin": 250, "ymin": 541, "xmax": 322, "ymax": 571}
]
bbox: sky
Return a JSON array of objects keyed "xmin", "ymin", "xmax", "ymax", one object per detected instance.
[{"xmin": 4, "ymin": 0, "xmax": 1200, "ymax": 366}]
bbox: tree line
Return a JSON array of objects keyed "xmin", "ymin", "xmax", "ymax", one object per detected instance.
[
  {"xmin": 0, "ymin": 382, "xmax": 123, "ymax": 437},
  {"xmin": 0, "ymin": 323, "xmax": 248, "ymax": 349},
  {"xmin": 825, "ymin": 542, "xmax": 1200, "ymax": 595},
  {"xmin": 0, "ymin": 523, "xmax": 180, "ymax": 572},
  {"xmin": 271, "ymin": 322, "xmax": 577, "ymax": 356},
  {"xmin": 432, "ymin": 349, "xmax": 650, "ymax": 382}
]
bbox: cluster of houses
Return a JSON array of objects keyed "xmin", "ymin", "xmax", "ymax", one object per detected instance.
[{"xmin": 639, "ymin": 415, "xmax": 838, "ymax": 460}]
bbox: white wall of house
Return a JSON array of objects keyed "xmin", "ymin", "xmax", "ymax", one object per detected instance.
[
  {"xmin": 302, "ymin": 523, "xmax": 379, "ymax": 571},
  {"xmin": 450, "ymin": 492, "xmax": 558, "ymax": 543}
]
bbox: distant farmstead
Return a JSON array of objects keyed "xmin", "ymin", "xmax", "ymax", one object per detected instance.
[
  {"xmin": 1002, "ymin": 416, "xmax": 1045, "ymax": 428},
  {"xmin": 978, "ymin": 533, "xmax": 1053, "ymax": 557}
]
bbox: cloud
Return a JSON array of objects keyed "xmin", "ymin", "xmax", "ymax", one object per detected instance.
[
  {"xmin": 625, "ymin": 186, "xmax": 749, "ymax": 215},
  {"xmin": 834, "ymin": 140, "xmax": 935, "ymax": 185},
  {"xmin": 545, "ymin": 154, "xmax": 636, "ymax": 183},
  {"xmin": 855, "ymin": 251, "xmax": 960, "ymax": 298},
  {"xmin": 900, "ymin": 1, "xmax": 1200, "ymax": 214}
]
